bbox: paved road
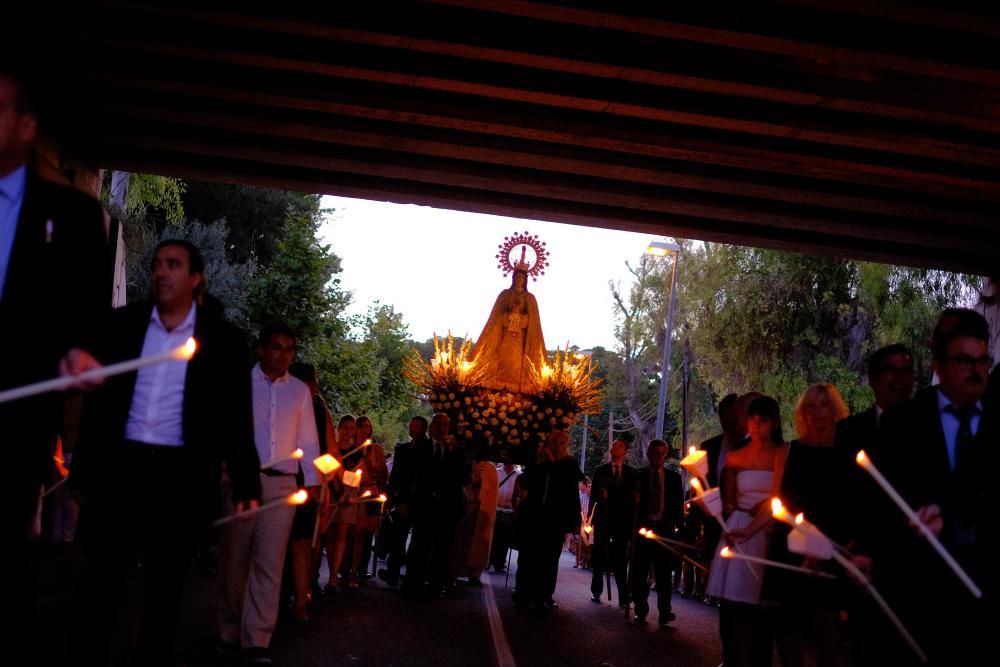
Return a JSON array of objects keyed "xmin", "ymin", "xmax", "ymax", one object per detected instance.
[{"xmin": 34, "ymin": 546, "xmax": 723, "ymax": 666}]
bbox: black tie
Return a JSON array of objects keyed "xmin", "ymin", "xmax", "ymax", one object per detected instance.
[
  {"xmin": 944, "ymin": 405, "xmax": 979, "ymax": 546},
  {"xmin": 651, "ymin": 469, "xmax": 663, "ymax": 519}
]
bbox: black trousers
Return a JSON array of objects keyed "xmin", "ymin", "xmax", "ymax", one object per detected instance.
[
  {"xmin": 514, "ymin": 523, "xmax": 564, "ymax": 604},
  {"xmin": 71, "ymin": 443, "xmax": 200, "ymax": 666},
  {"xmin": 404, "ymin": 509, "xmax": 458, "ymax": 590},
  {"xmin": 631, "ymin": 531, "xmax": 675, "ymax": 620},
  {"xmin": 384, "ymin": 514, "xmax": 412, "ymax": 578},
  {"xmin": 591, "ymin": 530, "xmax": 629, "ymax": 602},
  {"xmin": 489, "ymin": 510, "xmax": 516, "ymax": 571}
]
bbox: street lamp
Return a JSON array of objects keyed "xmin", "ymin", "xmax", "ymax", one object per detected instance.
[{"xmin": 645, "ymin": 240, "xmax": 682, "ymax": 440}]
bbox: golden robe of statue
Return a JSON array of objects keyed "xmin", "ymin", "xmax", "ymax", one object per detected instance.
[{"xmin": 472, "ymin": 268, "xmax": 547, "ymax": 393}]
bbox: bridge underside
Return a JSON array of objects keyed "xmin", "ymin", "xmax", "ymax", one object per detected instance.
[{"xmin": 15, "ymin": 1, "xmax": 1000, "ymax": 273}]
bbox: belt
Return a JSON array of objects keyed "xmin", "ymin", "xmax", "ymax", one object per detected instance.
[{"xmin": 261, "ymin": 469, "xmax": 296, "ymax": 477}]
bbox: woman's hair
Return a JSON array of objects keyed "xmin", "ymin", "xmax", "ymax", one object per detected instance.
[
  {"xmin": 356, "ymin": 415, "xmax": 373, "ymax": 435},
  {"xmin": 794, "ymin": 384, "xmax": 849, "ymax": 440},
  {"xmin": 337, "ymin": 414, "xmax": 355, "ymax": 429},
  {"xmin": 747, "ymin": 395, "xmax": 783, "ymax": 446}
]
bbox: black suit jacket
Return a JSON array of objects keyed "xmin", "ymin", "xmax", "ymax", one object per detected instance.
[
  {"xmin": 589, "ymin": 462, "xmax": 638, "ymax": 537},
  {"xmin": 635, "ymin": 465, "xmax": 684, "ymax": 534},
  {"xmin": 387, "ymin": 436, "xmax": 429, "ymax": 507},
  {"xmin": 71, "ymin": 301, "xmax": 261, "ymax": 519},
  {"xmin": 409, "ymin": 439, "xmax": 470, "ymax": 523},
  {"xmin": 834, "ymin": 406, "xmax": 879, "ymax": 458},
  {"xmin": 0, "ymin": 173, "xmax": 109, "ymax": 525},
  {"xmin": 700, "ymin": 433, "xmax": 725, "ymax": 488}
]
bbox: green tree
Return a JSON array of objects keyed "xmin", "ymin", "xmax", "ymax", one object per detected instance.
[
  {"xmin": 127, "ymin": 220, "xmax": 257, "ymax": 326},
  {"xmin": 181, "ymin": 181, "xmax": 322, "ymax": 265}
]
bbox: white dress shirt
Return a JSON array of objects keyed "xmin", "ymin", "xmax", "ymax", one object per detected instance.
[
  {"xmin": 124, "ymin": 304, "xmax": 196, "ymax": 446},
  {"xmin": 251, "ymin": 364, "xmax": 321, "ymax": 485},
  {"xmin": 0, "ymin": 164, "xmax": 27, "ymax": 299},
  {"xmin": 497, "ymin": 468, "xmax": 520, "ymax": 511}
]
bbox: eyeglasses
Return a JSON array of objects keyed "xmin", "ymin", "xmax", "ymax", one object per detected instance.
[{"xmin": 944, "ymin": 354, "xmax": 994, "ymax": 370}]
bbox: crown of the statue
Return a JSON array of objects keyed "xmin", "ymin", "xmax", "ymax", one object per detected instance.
[{"xmin": 495, "ymin": 231, "xmax": 550, "ymax": 281}]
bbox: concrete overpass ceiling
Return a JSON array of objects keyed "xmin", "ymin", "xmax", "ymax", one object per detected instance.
[{"xmin": 15, "ymin": 0, "xmax": 1000, "ymax": 273}]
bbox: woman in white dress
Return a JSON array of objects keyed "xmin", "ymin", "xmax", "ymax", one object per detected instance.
[{"xmin": 706, "ymin": 396, "xmax": 787, "ymax": 667}]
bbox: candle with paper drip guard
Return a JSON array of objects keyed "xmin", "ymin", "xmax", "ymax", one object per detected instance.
[
  {"xmin": 311, "ymin": 454, "xmax": 343, "ymax": 547},
  {"xmin": 719, "ymin": 546, "xmax": 835, "ymax": 578},
  {"xmin": 770, "ymin": 497, "xmax": 927, "ymax": 663},
  {"xmin": 261, "ymin": 448, "xmax": 304, "ymax": 471},
  {"xmin": 855, "ymin": 450, "xmax": 981, "ymax": 599},
  {"xmin": 0, "ymin": 337, "xmax": 198, "ymax": 405},
  {"xmin": 689, "ymin": 478, "xmax": 727, "ymax": 531},
  {"xmin": 341, "ymin": 467, "xmax": 364, "ymax": 488},
  {"xmin": 213, "ymin": 489, "xmax": 308, "ymax": 527},
  {"xmin": 679, "ymin": 446, "xmax": 709, "ymax": 487}
]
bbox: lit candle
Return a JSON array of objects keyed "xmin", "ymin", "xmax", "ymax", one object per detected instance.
[
  {"xmin": 680, "ymin": 448, "xmax": 709, "ymax": 486},
  {"xmin": 773, "ymin": 498, "xmax": 927, "ymax": 663},
  {"xmin": 341, "ymin": 438, "xmax": 374, "ymax": 460},
  {"xmin": 720, "ymin": 546, "xmax": 835, "ymax": 578},
  {"xmin": 342, "ymin": 468, "xmax": 363, "ymax": 488},
  {"xmin": 0, "ymin": 337, "xmax": 197, "ymax": 405},
  {"xmin": 313, "ymin": 454, "xmax": 342, "ymax": 476},
  {"xmin": 855, "ymin": 450, "xmax": 981, "ymax": 599},
  {"xmin": 261, "ymin": 448, "xmax": 304, "ymax": 471},
  {"xmin": 213, "ymin": 489, "xmax": 308, "ymax": 527}
]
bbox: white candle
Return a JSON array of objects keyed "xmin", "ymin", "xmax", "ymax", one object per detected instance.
[
  {"xmin": 213, "ymin": 489, "xmax": 307, "ymax": 527},
  {"xmin": 261, "ymin": 448, "xmax": 304, "ymax": 471},
  {"xmin": 720, "ymin": 546, "xmax": 835, "ymax": 578},
  {"xmin": 0, "ymin": 337, "xmax": 197, "ymax": 405},
  {"xmin": 41, "ymin": 476, "xmax": 69, "ymax": 498},
  {"xmin": 341, "ymin": 439, "xmax": 374, "ymax": 460},
  {"xmin": 856, "ymin": 450, "xmax": 982, "ymax": 599}
]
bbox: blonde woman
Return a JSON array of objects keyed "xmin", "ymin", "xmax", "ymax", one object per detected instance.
[
  {"xmin": 767, "ymin": 384, "xmax": 851, "ymax": 667},
  {"xmin": 348, "ymin": 416, "xmax": 387, "ymax": 587}
]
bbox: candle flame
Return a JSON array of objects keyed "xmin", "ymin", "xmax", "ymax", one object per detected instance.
[
  {"xmin": 720, "ymin": 546, "xmax": 733, "ymax": 558},
  {"xmin": 690, "ymin": 478, "xmax": 704, "ymax": 494},
  {"xmin": 360, "ymin": 490, "xmax": 372, "ymax": 498},
  {"xmin": 583, "ymin": 525, "xmax": 593, "ymax": 534},
  {"xmin": 638, "ymin": 527, "xmax": 648, "ymax": 536},
  {"xmin": 794, "ymin": 513, "xmax": 805, "ymax": 526},
  {"xmin": 292, "ymin": 448, "xmax": 304, "ymax": 460},
  {"xmin": 856, "ymin": 450, "xmax": 868, "ymax": 465},
  {"xmin": 377, "ymin": 494, "xmax": 388, "ymax": 503},
  {"xmin": 290, "ymin": 489, "xmax": 309, "ymax": 505},
  {"xmin": 645, "ymin": 529, "xmax": 658, "ymax": 539},
  {"xmin": 313, "ymin": 454, "xmax": 341, "ymax": 475},
  {"xmin": 175, "ymin": 337, "xmax": 198, "ymax": 361},
  {"xmin": 771, "ymin": 497, "xmax": 788, "ymax": 520},
  {"xmin": 688, "ymin": 446, "xmax": 697, "ymax": 457}
]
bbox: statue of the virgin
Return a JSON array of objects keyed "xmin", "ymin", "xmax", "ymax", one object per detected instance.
[{"xmin": 472, "ymin": 235, "xmax": 549, "ymax": 393}]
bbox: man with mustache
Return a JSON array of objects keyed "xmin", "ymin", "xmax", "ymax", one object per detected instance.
[{"xmin": 862, "ymin": 308, "xmax": 994, "ymax": 665}]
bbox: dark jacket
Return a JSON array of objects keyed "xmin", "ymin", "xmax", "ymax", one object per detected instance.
[
  {"xmin": 409, "ymin": 439, "xmax": 470, "ymax": 523},
  {"xmin": 635, "ymin": 465, "xmax": 684, "ymax": 534},
  {"xmin": 71, "ymin": 300, "xmax": 261, "ymax": 518},
  {"xmin": 387, "ymin": 436, "xmax": 429, "ymax": 507},
  {"xmin": 0, "ymin": 174, "xmax": 110, "ymax": 525},
  {"xmin": 589, "ymin": 461, "xmax": 638, "ymax": 539}
]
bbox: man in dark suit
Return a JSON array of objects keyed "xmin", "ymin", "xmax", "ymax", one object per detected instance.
[
  {"xmin": 0, "ymin": 68, "xmax": 110, "ymax": 657},
  {"xmin": 588, "ymin": 438, "xmax": 637, "ymax": 604},
  {"xmin": 69, "ymin": 240, "xmax": 261, "ymax": 665},
  {"xmin": 631, "ymin": 439, "xmax": 683, "ymax": 625},
  {"xmin": 834, "ymin": 343, "xmax": 914, "ymax": 666},
  {"xmin": 378, "ymin": 415, "xmax": 429, "ymax": 587},
  {"xmin": 861, "ymin": 309, "xmax": 993, "ymax": 665},
  {"xmin": 836, "ymin": 344, "xmax": 914, "ymax": 457},
  {"xmin": 402, "ymin": 413, "xmax": 470, "ymax": 596}
]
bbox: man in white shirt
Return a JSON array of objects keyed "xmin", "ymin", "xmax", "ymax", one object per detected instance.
[
  {"xmin": 71, "ymin": 240, "xmax": 261, "ymax": 665},
  {"xmin": 490, "ymin": 462, "xmax": 520, "ymax": 573},
  {"xmin": 218, "ymin": 323, "xmax": 321, "ymax": 664}
]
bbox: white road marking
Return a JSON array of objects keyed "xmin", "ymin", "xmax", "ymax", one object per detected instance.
[{"xmin": 484, "ymin": 581, "xmax": 517, "ymax": 667}]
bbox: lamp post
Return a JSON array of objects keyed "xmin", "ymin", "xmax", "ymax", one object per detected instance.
[{"xmin": 645, "ymin": 240, "xmax": 682, "ymax": 441}]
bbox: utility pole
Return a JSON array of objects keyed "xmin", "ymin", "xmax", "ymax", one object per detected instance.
[{"xmin": 580, "ymin": 413, "xmax": 589, "ymax": 470}]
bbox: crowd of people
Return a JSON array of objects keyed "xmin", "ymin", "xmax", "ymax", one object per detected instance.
[
  {"xmin": 576, "ymin": 310, "xmax": 996, "ymax": 667},
  {"xmin": 2, "ymin": 65, "xmax": 995, "ymax": 667}
]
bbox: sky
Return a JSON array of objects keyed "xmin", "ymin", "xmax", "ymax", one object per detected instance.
[{"xmin": 319, "ymin": 195, "xmax": 670, "ymax": 350}]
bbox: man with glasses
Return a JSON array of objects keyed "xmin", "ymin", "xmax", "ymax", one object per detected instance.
[{"xmin": 859, "ymin": 309, "xmax": 993, "ymax": 665}]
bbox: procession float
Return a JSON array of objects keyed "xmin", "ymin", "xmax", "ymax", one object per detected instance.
[{"xmin": 403, "ymin": 232, "xmax": 603, "ymax": 462}]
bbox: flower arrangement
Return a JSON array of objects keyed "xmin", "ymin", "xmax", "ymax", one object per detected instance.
[{"xmin": 404, "ymin": 334, "xmax": 603, "ymax": 460}]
